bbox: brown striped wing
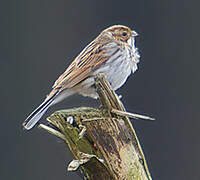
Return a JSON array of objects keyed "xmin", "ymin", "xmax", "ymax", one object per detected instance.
[{"xmin": 52, "ymin": 40, "xmax": 107, "ymax": 91}]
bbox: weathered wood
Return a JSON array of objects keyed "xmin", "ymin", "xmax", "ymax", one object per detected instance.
[{"xmin": 39, "ymin": 74, "xmax": 152, "ymax": 180}]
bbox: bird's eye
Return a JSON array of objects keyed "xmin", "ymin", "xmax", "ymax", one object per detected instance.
[{"xmin": 122, "ymin": 31, "xmax": 127, "ymax": 36}]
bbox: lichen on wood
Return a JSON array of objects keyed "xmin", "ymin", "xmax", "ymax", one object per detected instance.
[{"xmin": 39, "ymin": 74, "xmax": 152, "ymax": 180}]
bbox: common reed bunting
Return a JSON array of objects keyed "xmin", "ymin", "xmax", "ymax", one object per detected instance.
[{"xmin": 23, "ymin": 25, "xmax": 140, "ymax": 130}]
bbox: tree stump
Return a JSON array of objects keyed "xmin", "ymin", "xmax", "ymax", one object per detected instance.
[{"xmin": 39, "ymin": 74, "xmax": 152, "ymax": 180}]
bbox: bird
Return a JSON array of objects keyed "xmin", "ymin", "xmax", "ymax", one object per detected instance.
[{"xmin": 23, "ymin": 25, "xmax": 140, "ymax": 130}]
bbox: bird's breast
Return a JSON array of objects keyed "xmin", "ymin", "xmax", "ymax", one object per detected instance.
[{"xmin": 94, "ymin": 44, "xmax": 139, "ymax": 90}]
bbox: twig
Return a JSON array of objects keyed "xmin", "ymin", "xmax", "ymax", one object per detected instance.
[{"xmin": 111, "ymin": 109, "xmax": 155, "ymax": 121}]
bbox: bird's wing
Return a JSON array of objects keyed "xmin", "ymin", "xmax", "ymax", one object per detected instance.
[{"xmin": 52, "ymin": 40, "xmax": 107, "ymax": 91}]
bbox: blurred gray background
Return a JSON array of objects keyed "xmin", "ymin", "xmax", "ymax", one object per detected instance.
[{"xmin": 1, "ymin": 0, "xmax": 200, "ymax": 179}]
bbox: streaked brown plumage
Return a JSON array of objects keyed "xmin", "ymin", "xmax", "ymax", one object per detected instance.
[{"xmin": 23, "ymin": 25, "xmax": 140, "ymax": 130}]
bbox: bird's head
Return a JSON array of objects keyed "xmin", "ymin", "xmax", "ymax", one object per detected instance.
[{"xmin": 100, "ymin": 25, "xmax": 138, "ymax": 47}]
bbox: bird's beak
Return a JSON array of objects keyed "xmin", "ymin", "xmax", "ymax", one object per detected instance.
[{"xmin": 132, "ymin": 30, "xmax": 138, "ymax": 37}]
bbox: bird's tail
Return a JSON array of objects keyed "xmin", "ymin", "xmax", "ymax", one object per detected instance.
[{"xmin": 23, "ymin": 90, "xmax": 59, "ymax": 130}]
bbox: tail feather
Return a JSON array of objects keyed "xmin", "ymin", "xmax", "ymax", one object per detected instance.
[{"xmin": 23, "ymin": 91, "xmax": 59, "ymax": 130}]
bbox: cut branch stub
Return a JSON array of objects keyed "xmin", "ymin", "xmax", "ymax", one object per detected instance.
[{"xmin": 46, "ymin": 107, "xmax": 115, "ymax": 179}]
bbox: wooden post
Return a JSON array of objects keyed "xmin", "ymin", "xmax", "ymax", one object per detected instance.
[{"xmin": 39, "ymin": 74, "xmax": 152, "ymax": 180}]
